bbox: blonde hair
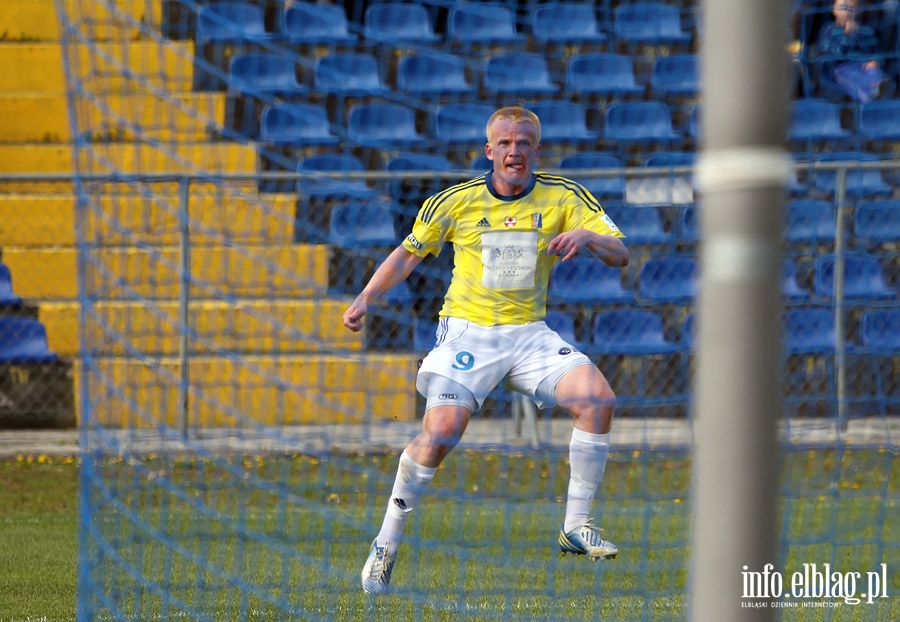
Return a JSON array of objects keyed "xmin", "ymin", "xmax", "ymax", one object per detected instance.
[{"xmin": 485, "ymin": 106, "xmax": 542, "ymax": 143}]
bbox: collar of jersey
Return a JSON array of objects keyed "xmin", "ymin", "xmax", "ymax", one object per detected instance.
[{"xmin": 485, "ymin": 171, "xmax": 536, "ymax": 202}]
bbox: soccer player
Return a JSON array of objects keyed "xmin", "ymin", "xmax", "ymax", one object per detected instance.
[{"xmin": 342, "ymin": 106, "xmax": 629, "ymax": 594}]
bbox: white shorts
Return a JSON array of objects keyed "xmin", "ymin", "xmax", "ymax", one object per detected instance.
[{"xmin": 416, "ymin": 317, "xmax": 594, "ymax": 410}]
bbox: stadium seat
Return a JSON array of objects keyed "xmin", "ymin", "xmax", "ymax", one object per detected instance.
[
  {"xmin": 637, "ymin": 256, "xmax": 698, "ymax": 303},
  {"xmin": 280, "ymin": 3, "xmax": 357, "ymax": 45},
  {"xmin": 813, "ymin": 254, "xmax": 896, "ymax": 301},
  {"xmin": 0, "ymin": 317, "xmax": 57, "ymax": 363},
  {"xmin": 347, "ymin": 103, "xmax": 427, "ymax": 149},
  {"xmin": 197, "ymin": 2, "xmax": 271, "ymax": 44},
  {"xmin": 602, "ymin": 101, "xmax": 681, "ymax": 144},
  {"xmin": 0, "ymin": 264, "xmax": 22, "ymax": 306},
  {"xmin": 530, "ymin": 3, "xmax": 608, "ymax": 45},
  {"xmin": 527, "ymin": 101, "xmax": 597, "ymax": 143},
  {"xmin": 482, "ymin": 54, "xmax": 559, "ymax": 96},
  {"xmin": 397, "ymin": 52, "xmax": 476, "ymax": 97},
  {"xmin": 363, "ymin": 2, "xmax": 440, "ymax": 43},
  {"xmin": 545, "ymin": 310, "xmax": 588, "ymax": 350},
  {"xmin": 858, "ymin": 99, "xmax": 900, "ymax": 141},
  {"xmin": 385, "ymin": 152, "xmax": 454, "ymax": 203},
  {"xmin": 859, "ymin": 309, "xmax": 900, "ymax": 414},
  {"xmin": 433, "ymin": 102, "xmax": 495, "ymax": 145},
  {"xmin": 259, "ymin": 103, "xmax": 340, "ymax": 146},
  {"xmin": 860, "ymin": 309, "xmax": 900, "ymax": 351},
  {"xmin": 557, "ymin": 151, "xmax": 626, "ymax": 200},
  {"xmin": 811, "ymin": 152, "xmax": 893, "ymax": 198},
  {"xmin": 471, "ymin": 155, "xmax": 492, "ymax": 171},
  {"xmin": 297, "ymin": 154, "xmax": 378, "ymax": 199},
  {"xmin": 781, "ymin": 260, "xmax": 810, "ymax": 300},
  {"xmin": 313, "ymin": 53, "xmax": 391, "ymax": 96},
  {"xmin": 565, "ymin": 53, "xmax": 644, "ymax": 98},
  {"xmin": 634, "ymin": 151, "xmax": 696, "ymax": 205},
  {"xmin": 681, "ymin": 312, "xmax": 696, "ymax": 351},
  {"xmin": 788, "ymin": 99, "xmax": 852, "ymax": 144},
  {"xmin": 853, "ymin": 199, "xmax": 900, "ymax": 244},
  {"xmin": 447, "ymin": 3, "xmax": 526, "ymax": 44},
  {"xmin": 603, "ymin": 204, "xmax": 673, "ymax": 245},
  {"xmin": 228, "ymin": 53, "xmax": 307, "ymax": 96},
  {"xmin": 784, "ymin": 199, "xmax": 836, "ymax": 245},
  {"xmin": 679, "ymin": 204, "xmax": 699, "ymax": 243},
  {"xmin": 613, "ymin": 2, "xmax": 692, "ymax": 45},
  {"xmin": 686, "ymin": 105, "xmax": 701, "ymax": 141},
  {"xmin": 328, "ymin": 202, "xmax": 398, "ymax": 248},
  {"xmin": 548, "ymin": 257, "xmax": 633, "ymax": 304},
  {"xmin": 590, "ymin": 309, "xmax": 680, "ymax": 355},
  {"xmin": 651, "ymin": 54, "xmax": 700, "ymax": 97},
  {"xmin": 783, "ymin": 308, "xmax": 835, "ymax": 354}
]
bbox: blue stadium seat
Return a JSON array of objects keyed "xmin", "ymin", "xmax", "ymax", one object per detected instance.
[
  {"xmin": 197, "ymin": 2, "xmax": 271, "ymax": 44},
  {"xmin": 471, "ymin": 154, "xmax": 492, "ymax": 171},
  {"xmin": 679, "ymin": 204, "xmax": 699, "ymax": 243},
  {"xmin": 0, "ymin": 317, "xmax": 57, "ymax": 363},
  {"xmin": 781, "ymin": 260, "xmax": 810, "ymax": 300},
  {"xmin": 433, "ymin": 102, "xmax": 495, "ymax": 145},
  {"xmin": 784, "ymin": 199, "xmax": 835, "ymax": 245},
  {"xmin": 788, "ymin": 99, "xmax": 851, "ymax": 144},
  {"xmin": 228, "ymin": 53, "xmax": 307, "ymax": 96},
  {"xmin": 313, "ymin": 53, "xmax": 391, "ymax": 96},
  {"xmin": 557, "ymin": 151, "xmax": 626, "ymax": 200},
  {"xmin": 447, "ymin": 3, "xmax": 526, "ymax": 44},
  {"xmin": 602, "ymin": 101, "xmax": 681, "ymax": 144},
  {"xmin": 328, "ymin": 202, "xmax": 398, "ymax": 248},
  {"xmin": 651, "ymin": 53, "xmax": 700, "ymax": 97},
  {"xmin": 858, "ymin": 99, "xmax": 900, "ymax": 141},
  {"xmin": 385, "ymin": 152, "xmax": 454, "ymax": 203},
  {"xmin": 783, "ymin": 308, "xmax": 835, "ymax": 354},
  {"xmin": 813, "ymin": 253, "xmax": 896, "ymax": 301},
  {"xmin": 859, "ymin": 309, "xmax": 900, "ymax": 414},
  {"xmin": 397, "ymin": 52, "xmax": 475, "ymax": 96},
  {"xmin": 686, "ymin": 105, "xmax": 701, "ymax": 141},
  {"xmin": 591, "ymin": 309, "xmax": 680, "ymax": 355},
  {"xmin": 549, "ymin": 257, "xmax": 632, "ymax": 304},
  {"xmin": 811, "ymin": 152, "xmax": 893, "ymax": 198},
  {"xmin": 603, "ymin": 204, "xmax": 673, "ymax": 245},
  {"xmin": 681, "ymin": 312, "xmax": 696, "ymax": 351},
  {"xmin": 280, "ymin": 3, "xmax": 357, "ymax": 45},
  {"xmin": 860, "ymin": 309, "xmax": 900, "ymax": 352},
  {"xmin": 545, "ymin": 310, "xmax": 588, "ymax": 350},
  {"xmin": 638, "ymin": 256, "xmax": 698, "ymax": 303},
  {"xmin": 363, "ymin": 2, "xmax": 440, "ymax": 43},
  {"xmin": 565, "ymin": 53, "xmax": 644, "ymax": 97},
  {"xmin": 853, "ymin": 199, "xmax": 900, "ymax": 244},
  {"xmin": 0, "ymin": 264, "xmax": 22, "ymax": 306},
  {"xmin": 527, "ymin": 101, "xmax": 597, "ymax": 143},
  {"xmin": 530, "ymin": 3, "xmax": 607, "ymax": 45},
  {"xmin": 297, "ymin": 154, "xmax": 378, "ymax": 199},
  {"xmin": 259, "ymin": 103, "xmax": 340, "ymax": 146},
  {"xmin": 613, "ymin": 2, "xmax": 692, "ymax": 45},
  {"xmin": 347, "ymin": 103, "xmax": 427, "ymax": 148},
  {"xmin": 482, "ymin": 54, "xmax": 559, "ymax": 96}
]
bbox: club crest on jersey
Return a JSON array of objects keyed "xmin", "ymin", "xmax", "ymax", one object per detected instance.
[
  {"xmin": 504, "ymin": 216, "xmax": 517, "ymax": 228},
  {"xmin": 531, "ymin": 213, "xmax": 543, "ymax": 229}
]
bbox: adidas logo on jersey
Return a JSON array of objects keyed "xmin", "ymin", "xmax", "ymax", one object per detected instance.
[{"xmin": 476, "ymin": 217, "xmax": 491, "ymax": 228}]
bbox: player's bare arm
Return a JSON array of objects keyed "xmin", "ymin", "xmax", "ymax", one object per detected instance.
[
  {"xmin": 343, "ymin": 246, "xmax": 424, "ymax": 332},
  {"xmin": 547, "ymin": 229, "xmax": 630, "ymax": 267}
]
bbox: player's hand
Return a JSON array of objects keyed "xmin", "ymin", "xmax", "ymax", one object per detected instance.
[
  {"xmin": 547, "ymin": 230, "xmax": 588, "ymax": 261},
  {"xmin": 343, "ymin": 298, "xmax": 368, "ymax": 332}
]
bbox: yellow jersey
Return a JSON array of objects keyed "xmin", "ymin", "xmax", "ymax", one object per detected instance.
[{"xmin": 401, "ymin": 171, "xmax": 625, "ymax": 326}]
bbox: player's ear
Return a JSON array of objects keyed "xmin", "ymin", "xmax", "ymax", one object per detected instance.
[{"xmin": 485, "ymin": 144, "xmax": 494, "ymax": 160}]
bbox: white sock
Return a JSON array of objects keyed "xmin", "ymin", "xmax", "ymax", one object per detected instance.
[
  {"xmin": 376, "ymin": 450, "xmax": 437, "ymax": 547},
  {"xmin": 564, "ymin": 428, "xmax": 610, "ymax": 533}
]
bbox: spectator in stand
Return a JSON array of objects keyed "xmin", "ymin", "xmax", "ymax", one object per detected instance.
[{"xmin": 813, "ymin": 0, "xmax": 890, "ymax": 101}]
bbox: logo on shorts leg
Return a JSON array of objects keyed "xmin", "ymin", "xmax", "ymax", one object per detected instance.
[
  {"xmin": 558, "ymin": 347, "xmax": 572, "ymax": 355},
  {"xmin": 438, "ymin": 393, "xmax": 459, "ymax": 400}
]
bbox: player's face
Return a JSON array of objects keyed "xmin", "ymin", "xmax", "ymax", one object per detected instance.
[{"xmin": 485, "ymin": 120, "xmax": 541, "ymax": 196}]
